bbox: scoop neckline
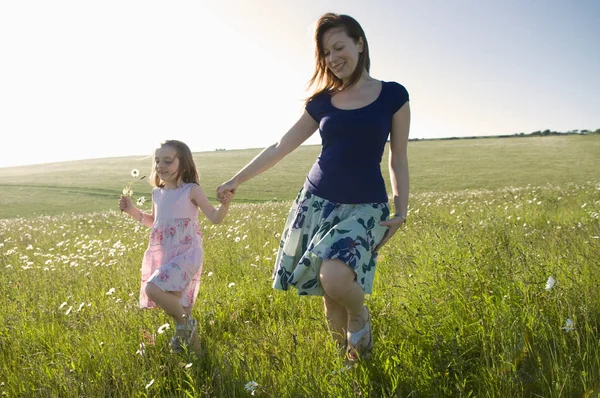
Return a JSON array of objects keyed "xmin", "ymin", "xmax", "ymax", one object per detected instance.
[
  {"xmin": 329, "ymin": 80, "xmax": 385, "ymax": 111},
  {"xmin": 162, "ymin": 183, "xmax": 188, "ymax": 191}
]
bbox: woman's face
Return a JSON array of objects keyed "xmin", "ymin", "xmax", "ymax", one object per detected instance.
[{"xmin": 321, "ymin": 27, "xmax": 363, "ymax": 81}]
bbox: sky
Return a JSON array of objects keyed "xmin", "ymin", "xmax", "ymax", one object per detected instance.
[{"xmin": 1, "ymin": 0, "xmax": 599, "ymax": 168}]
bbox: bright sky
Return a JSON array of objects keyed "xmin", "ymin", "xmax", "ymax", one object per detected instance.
[{"xmin": 1, "ymin": 0, "xmax": 599, "ymax": 168}]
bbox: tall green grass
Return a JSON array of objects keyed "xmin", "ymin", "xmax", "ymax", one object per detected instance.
[{"xmin": 1, "ymin": 181, "xmax": 599, "ymax": 396}]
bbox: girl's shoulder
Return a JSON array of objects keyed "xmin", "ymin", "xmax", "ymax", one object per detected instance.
[{"xmin": 184, "ymin": 182, "xmax": 203, "ymax": 197}]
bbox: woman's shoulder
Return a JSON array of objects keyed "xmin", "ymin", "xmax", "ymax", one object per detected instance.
[
  {"xmin": 381, "ymin": 80, "xmax": 409, "ymax": 112},
  {"xmin": 305, "ymin": 89, "xmax": 331, "ymax": 121},
  {"xmin": 382, "ymin": 80, "xmax": 409, "ymax": 96}
]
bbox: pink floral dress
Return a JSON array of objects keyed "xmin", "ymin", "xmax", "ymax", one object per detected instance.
[{"xmin": 139, "ymin": 183, "xmax": 203, "ymax": 309}]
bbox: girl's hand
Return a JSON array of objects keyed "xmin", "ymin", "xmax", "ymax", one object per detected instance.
[
  {"xmin": 119, "ymin": 195, "xmax": 133, "ymax": 213},
  {"xmin": 373, "ymin": 215, "xmax": 406, "ymax": 253},
  {"xmin": 218, "ymin": 190, "xmax": 234, "ymax": 204},
  {"xmin": 217, "ymin": 180, "xmax": 238, "ymax": 203}
]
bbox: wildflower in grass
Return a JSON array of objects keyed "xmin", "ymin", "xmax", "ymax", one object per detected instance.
[
  {"xmin": 106, "ymin": 287, "xmax": 115, "ymax": 295},
  {"xmin": 228, "ymin": 282, "xmax": 235, "ymax": 288},
  {"xmin": 157, "ymin": 323, "xmax": 170, "ymax": 334},
  {"xmin": 245, "ymin": 381, "xmax": 258, "ymax": 395},
  {"xmin": 140, "ymin": 329, "xmax": 155, "ymax": 346},
  {"xmin": 562, "ymin": 318, "xmax": 575, "ymax": 332},
  {"xmin": 332, "ymin": 364, "xmax": 353, "ymax": 374},
  {"xmin": 145, "ymin": 379, "xmax": 155, "ymax": 389},
  {"xmin": 65, "ymin": 306, "xmax": 73, "ymax": 315},
  {"xmin": 207, "ymin": 271, "xmax": 213, "ymax": 277},
  {"xmin": 545, "ymin": 276, "xmax": 556, "ymax": 291},
  {"xmin": 59, "ymin": 301, "xmax": 68, "ymax": 309},
  {"xmin": 450, "ymin": 209, "xmax": 455, "ymax": 215},
  {"xmin": 136, "ymin": 342, "xmax": 146, "ymax": 356},
  {"xmin": 184, "ymin": 363, "xmax": 193, "ymax": 369}
]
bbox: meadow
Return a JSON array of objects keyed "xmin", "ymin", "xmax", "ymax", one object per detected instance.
[{"xmin": 0, "ymin": 135, "xmax": 599, "ymax": 397}]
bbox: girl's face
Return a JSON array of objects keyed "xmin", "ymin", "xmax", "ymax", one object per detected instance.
[
  {"xmin": 154, "ymin": 145, "xmax": 181, "ymax": 187},
  {"xmin": 321, "ymin": 27, "xmax": 363, "ymax": 81}
]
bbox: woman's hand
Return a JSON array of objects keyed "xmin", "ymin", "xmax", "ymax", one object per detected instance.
[
  {"xmin": 374, "ymin": 215, "xmax": 406, "ymax": 253},
  {"xmin": 217, "ymin": 179, "xmax": 238, "ymax": 203}
]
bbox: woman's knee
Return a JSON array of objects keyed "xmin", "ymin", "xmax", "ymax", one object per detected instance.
[{"xmin": 320, "ymin": 260, "xmax": 355, "ymax": 298}]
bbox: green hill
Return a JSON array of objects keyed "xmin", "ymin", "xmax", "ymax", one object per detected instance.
[{"xmin": 0, "ymin": 135, "xmax": 598, "ymax": 219}]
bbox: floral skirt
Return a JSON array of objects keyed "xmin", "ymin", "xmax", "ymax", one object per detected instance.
[
  {"xmin": 140, "ymin": 244, "xmax": 203, "ymax": 309},
  {"xmin": 272, "ymin": 188, "xmax": 390, "ymax": 296}
]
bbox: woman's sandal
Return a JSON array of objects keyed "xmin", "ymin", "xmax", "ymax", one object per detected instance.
[
  {"xmin": 346, "ymin": 306, "xmax": 373, "ymax": 362},
  {"xmin": 169, "ymin": 317, "xmax": 198, "ymax": 354}
]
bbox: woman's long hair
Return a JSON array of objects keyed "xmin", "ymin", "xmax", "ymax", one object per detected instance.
[{"xmin": 306, "ymin": 13, "xmax": 370, "ymax": 104}]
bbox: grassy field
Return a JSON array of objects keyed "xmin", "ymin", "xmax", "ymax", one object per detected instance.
[
  {"xmin": 0, "ymin": 135, "xmax": 599, "ymax": 396},
  {"xmin": 0, "ymin": 135, "xmax": 598, "ymax": 219}
]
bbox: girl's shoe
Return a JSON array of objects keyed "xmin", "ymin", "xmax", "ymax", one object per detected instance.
[
  {"xmin": 346, "ymin": 307, "xmax": 373, "ymax": 362},
  {"xmin": 169, "ymin": 318, "xmax": 198, "ymax": 354}
]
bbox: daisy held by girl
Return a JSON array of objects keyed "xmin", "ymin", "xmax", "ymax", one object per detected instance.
[{"xmin": 120, "ymin": 140, "xmax": 233, "ymax": 353}]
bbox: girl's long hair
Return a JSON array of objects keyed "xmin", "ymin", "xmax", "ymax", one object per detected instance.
[{"xmin": 306, "ymin": 13, "xmax": 370, "ymax": 104}]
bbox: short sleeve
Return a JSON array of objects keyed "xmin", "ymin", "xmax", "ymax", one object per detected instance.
[
  {"xmin": 388, "ymin": 82, "xmax": 409, "ymax": 114},
  {"xmin": 305, "ymin": 93, "xmax": 327, "ymax": 122}
]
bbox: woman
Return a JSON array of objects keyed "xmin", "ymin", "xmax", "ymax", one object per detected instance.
[{"xmin": 217, "ymin": 13, "xmax": 410, "ymax": 361}]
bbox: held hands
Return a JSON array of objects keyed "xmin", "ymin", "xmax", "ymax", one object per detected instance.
[
  {"xmin": 374, "ymin": 214, "xmax": 406, "ymax": 253},
  {"xmin": 216, "ymin": 179, "xmax": 238, "ymax": 204},
  {"xmin": 119, "ymin": 195, "xmax": 133, "ymax": 213},
  {"xmin": 217, "ymin": 189, "xmax": 235, "ymax": 204}
]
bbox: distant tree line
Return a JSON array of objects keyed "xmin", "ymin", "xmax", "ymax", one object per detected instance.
[
  {"xmin": 523, "ymin": 129, "xmax": 599, "ymax": 136},
  {"xmin": 408, "ymin": 128, "xmax": 600, "ymax": 142},
  {"xmin": 213, "ymin": 128, "xmax": 599, "ymax": 149}
]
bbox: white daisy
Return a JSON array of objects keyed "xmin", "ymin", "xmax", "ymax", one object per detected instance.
[
  {"xmin": 562, "ymin": 318, "xmax": 575, "ymax": 332},
  {"xmin": 157, "ymin": 323, "xmax": 170, "ymax": 334},
  {"xmin": 244, "ymin": 381, "xmax": 258, "ymax": 394}
]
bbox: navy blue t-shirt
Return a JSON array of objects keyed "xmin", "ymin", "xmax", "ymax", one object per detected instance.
[{"xmin": 303, "ymin": 81, "xmax": 409, "ymax": 204}]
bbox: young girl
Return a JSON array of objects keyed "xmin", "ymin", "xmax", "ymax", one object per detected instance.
[{"xmin": 120, "ymin": 139, "xmax": 233, "ymax": 354}]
